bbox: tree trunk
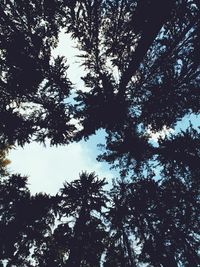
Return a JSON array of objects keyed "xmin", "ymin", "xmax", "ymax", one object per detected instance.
[{"xmin": 64, "ymin": 208, "xmax": 88, "ymax": 267}]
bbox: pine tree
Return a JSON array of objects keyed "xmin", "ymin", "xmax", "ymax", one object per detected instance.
[{"xmin": 0, "ymin": 1, "xmax": 199, "ymax": 266}]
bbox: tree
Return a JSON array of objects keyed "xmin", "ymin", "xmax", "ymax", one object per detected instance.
[
  {"xmin": 59, "ymin": 172, "xmax": 107, "ymax": 267},
  {"xmin": 0, "ymin": 0, "xmax": 200, "ymax": 266},
  {"xmin": 107, "ymin": 177, "xmax": 200, "ymax": 266},
  {"xmin": 0, "ymin": 164, "xmax": 108, "ymax": 266},
  {"xmin": 0, "ymin": 172, "xmax": 55, "ymax": 266},
  {"xmin": 0, "ymin": 0, "xmax": 75, "ymax": 146}
]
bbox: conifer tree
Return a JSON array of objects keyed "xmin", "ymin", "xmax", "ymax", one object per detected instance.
[{"xmin": 0, "ymin": 1, "xmax": 199, "ymax": 266}]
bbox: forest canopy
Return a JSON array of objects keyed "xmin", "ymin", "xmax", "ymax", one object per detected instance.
[{"xmin": 0, "ymin": 0, "xmax": 200, "ymax": 266}]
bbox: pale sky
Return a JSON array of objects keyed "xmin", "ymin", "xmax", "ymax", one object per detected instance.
[
  {"xmin": 8, "ymin": 137, "xmax": 114, "ymax": 195},
  {"xmin": 8, "ymin": 31, "xmax": 115, "ymax": 195}
]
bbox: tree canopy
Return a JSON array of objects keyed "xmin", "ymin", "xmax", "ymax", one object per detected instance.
[{"xmin": 0, "ymin": 0, "xmax": 200, "ymax": 266}]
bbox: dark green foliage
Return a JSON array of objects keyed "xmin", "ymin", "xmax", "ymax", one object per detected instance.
[
  {"xmin": 0, "ymin": 169, "xmax": 108, "ymax": 267},
  {"xmin": 0, "ymin": 0, "xmax": 200, "ymax": 266},
  {"xmin": 97, "ymin": 125, "xmax": 154, "ymax": 177},
  {"xmin": 59, "ymin": 172, "xmax": 107, "ymax": 267},
  {"xmin": 106, "ymin": 177, "xmax": 200, "ymax": 266},
  {"xmin": 0, "ymin": 174, "xmax": 55, "ymax": 266},
  {"xmin": 0, "ymin": 0, "xmax": 75, "ymax": 146}
]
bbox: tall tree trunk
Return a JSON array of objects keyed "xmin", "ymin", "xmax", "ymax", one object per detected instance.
[
  {"xmin": 118, "ymin": 1, "xmax": 175, "ymax": 97},
  {"xmin": 64, "ymin": 207, "xmax": 88, "ymax": 267}
]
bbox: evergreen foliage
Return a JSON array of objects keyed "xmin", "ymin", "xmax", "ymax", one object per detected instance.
[{"xmin": 0, "ymin": 0, "xmax": 199, "ymax": 266}]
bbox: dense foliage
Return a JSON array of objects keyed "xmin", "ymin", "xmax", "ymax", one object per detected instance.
[{"xmin": 0, "ymin": 0, "xmax": 199, "ymax": 266}]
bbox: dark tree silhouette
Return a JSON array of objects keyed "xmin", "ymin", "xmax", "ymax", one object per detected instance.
[
  {"xmin": 107, "ymin": 177, "xmax": 200, "ymax": 266},
  {"xmin": 59, "ymin": 172, "xmax": 107, "ymax": 267},
  {"xmin": 0, "ymin": 0, "xmax": 75, "ymax": 146},
  {"xmin": 0, "ymin": 0, "xmax": 200, "ymax": 266}
]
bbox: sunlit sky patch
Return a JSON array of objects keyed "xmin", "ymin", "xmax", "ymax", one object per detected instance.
[{"xmin": 9, "ymin": 132, "xmax": 115, "ymax": 195}]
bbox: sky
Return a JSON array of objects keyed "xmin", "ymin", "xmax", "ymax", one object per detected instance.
[
  {"xmin": 8, "ymin": 133, "xmax": 115, "ymax": 195},
  {"xmin": 8, "ymin": 31, "xmax": 115, "ymax": 195}
]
